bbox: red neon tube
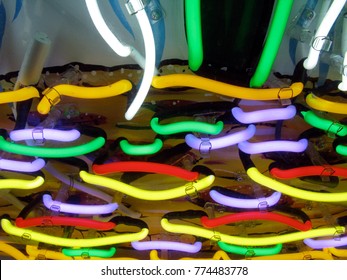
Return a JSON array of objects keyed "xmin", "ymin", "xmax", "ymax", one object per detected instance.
[
  {"xmin": 92, "ymin": 161, "xmax": 199, "ymax": 181},
  {"xmin": 15, "ymin": 216, "xmax": 115, "ymax": 231},
  {"xmin": 200, "ymin": 212, "xmax": 312, "ymax": 231},
  {"xmin": 269, "ymin": 165, "xmax": 347, "ymax": 179}
]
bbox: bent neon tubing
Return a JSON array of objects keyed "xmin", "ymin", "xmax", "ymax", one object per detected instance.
[
  {"xmin": 0, "ymin": 176, "xmax": 44, "ymax": 190},
  {"xmin": 15, "ymin": 216, "xmax": 115, "ymax": 231},
  {"xmin": 120, "ymin": 138, "xmax": 163, "ymax": 155},
  {"xmin": 218, "ymin": 242, "xmax": 282, "ymax": 257},
  {"xmin": 185, "ymin": 125, "xmax": 256, "ymax": 151},
  {"xmin": 270, "ymin": 165, "xmax": 347, "ymax": 179},
  {"xmin": 1, "ymin": 218, "xmax": 149, "ymax": 248},
  {"xmin": 0, "ymin": 242, "xmax": 28, "ymax": 260},
  {"xmin": 150, "ymin": 117, "xmax": 224, "ymax": 135},
  {"xmin": 328, "ymin": 247, "xmax": 347, "ymax": 257},
  {"xmin": 209, "ymin": 189, "xmax": 281, "ymax": 209},
  {"xmin": 151, "ymin": 74, "xmax": 304, "ymax": 100},
  {"xmin": 0, "ymin": 136, "xmax": 105, "ymax": 158},
  {"xmin": 303, "ymin": 0, "xmax": 346, "ymax": 70},
  {"xmin": 0, "ymin": 86, "xmax": 39, "ymax": 104},
  {"xmin": 250, "ymin": 0, "xmax": 294, "ymax": 87},
  {"xmin": 306, "ymin": 93, "xmax": 347, "ymax": 115},
  {"xmin": 37, "ymin": 79, "xmax": 132, "ymax": 115},
  {"xmin": 79, "ymin": 170, "xmax": 215, "ymax": 201},
  {"xmin": 10, "ymin": 128, "xmax": 80, "ymax": 142},
  {"xmin": 248, "ymin": 250, "xmax": 334, "ymax": 260},
  {"xmin": 0, "ymin": 158, "xmax": 45, "ymax": 173},
  {"xmin": 42, "ymin": 194, "xmax": 118, "ymax": 215},
  {"xmin": 92, "ymin": 161, "xmax": 199, "ymax": 181},
  {"xmin": 304, "ymin": 235, "xmax": 347, "ymax": 249},
  {"xmin": 131, "ymin": 241, "xmax": 202, "ymax": 253},
  {"xmin": 231, "ymin": 105, "xmax": 296, "ymax": 124},
  {"xmin": 62, "ymin": 247, "xmax": 116, "ymax": 258},
  {"xmin": 238, "ymin": 139, "xmax": 308, "ymax": 154}
]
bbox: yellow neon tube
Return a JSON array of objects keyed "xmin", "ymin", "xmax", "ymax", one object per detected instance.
[
  {"xmin": 79, "ymin": 171, "xmax": 215, "ymax": 200},
  {"xmin": 150, "ymin": 249, "xmax": 232, "ymax": 260},
  {"xmin": 328, "ymin": 247, "xmax": 347, "ymax": 258},
  {"xmin": 247, "ymin": 167, "xmax": 347, "ymax": 202},
  {"xmin": 0, "ymin": 242, "xmax": 29, "ymax": 260},
  {"xmin": 1, "ymin": 218, "xmax": 149, "ymax": 248},
  {"xmin": 0, "ymin": 87, "xmax": 39, "ymax": 104},
  {"xmin": 151, "ymin": 74, "xmax": 303, "ymax": 100},
  {"xmin": 37, "ymin": 79, "xmax": 132, "ymax": 114},
  {"xmin": 248, "ymin": 250, "xmax": 334, "ymax": 260},
  {"xmin": 0, "ymin": 176, "xmax": 45, "ymax": 190},
  {"xmin": 305, "ymin": 93, "xmax": 347, "ymax": 114},
  {"xmin": 161, "ymin": 218, "xmax": 345, "ymax": 247}
]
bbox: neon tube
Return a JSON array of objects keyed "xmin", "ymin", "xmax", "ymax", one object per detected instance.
[
  {"xmin": 151, "ymin": 74, "xmax": 304, "ymax": 100},
  {"xmin": 150, "ymin": 117, "xmax": 224, "ymax": 135},
  {"xmin": 37, "ymin": 79, "xmax": 132, "ymax": 115},
  {"xmin": 10, "ymin": 128, "xmax": 81, "ymax": 142},
  {"xmin": 42, "ymin": 193, "xmax": 118, "ymax": 215},
  {"xmin": 79, "ymin": 170, "xmax": 215, "ymax": 201},
  {"xmin": 0, "ymin": 158, "xmax": 45, "ymax": 172},
  {"xmin": 238, "ymin": 139, "xmax": 308, "ymax": 154},
  {"xmin": 218, "ymin": 242, "xmax": 282, "ymax": 257},
  {"xmin": 15, "ymin": 216, "xmax": 116, "ymax": 231},
  {"xmin": 328, "ymin": 247, "xmax": 347, "ymax": 257},
  {"xmin": 209, "ymin": 188, "xmax": 281, "ymax": 209},
  {"xmin": 248, "ymin": 250, "xmax": 334, "ymax": 260},
  {"xmin": 304, "ymin": 236, "xmax": 347, "ymax": 249},
  {"xmin": 338, "ymin": 51, "xmax": 347, "ymax": 91},
  {"xmin": 200, "ymin": 211, "xmax": 312, "ymax": 231},
  {"xmin": 0, "ymin": 242, "xmax": 28, "ymax": 260},
  {"xmin": 119, "ymin": 138, "xmax": 163, "ymax": 155},
  {"xmin": 269, "ymin": 165, "xmax": 347, "ymax": 179},
  {"xmin": 0, "ymin": 136, "xmax": 105, "ymax": 158},
  {"xmin": 0, "ymin": 87, "xmax": 39, "ymax": 104},
  {"xmin": 185, "ymin": 0, "xmax": 203, "ymax": 71},
  {"xmin": 185, "ymin": 125, "xmax": 256, "ymax": 151},
  {"xmin": 250, "ymin": 0, "xmax": 294, "ymax": 87},
  {"xmin": 92, "ymin": 161, "xmax": 199, "ymax": 181},
  {"xmin": 62, "ymin": 247, "xmax": 116, "ymax": 258},
  {"xmin": 1, "ymin": 217, "xmax": 149, "ymax": 248},
  {"xmin": 161, "ymin": 217, "xmax": 345, "ymax": 246},
  {"xmin": 231, "ymin": 105, "xmax": 296, "ymax": 124},
  {"xmin": 0, "ymin": 176, "xmax": 44, "ymax": 190},
  {"xmin": 305, "ymin": 93, "xmax": 347, "ymax": 115},
  {"xmin": 131, "ymin": 241, "xmax": 202, "ymax": 253},
  {"xmin": 335, "ymin": 142, "xmax": 347, "ymax": 156},
  {"xmin": 303, "ymin": 0, "xmax": 346, "ymax": 70}
]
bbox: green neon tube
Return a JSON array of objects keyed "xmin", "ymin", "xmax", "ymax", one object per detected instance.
[
  {"xmin": 62, "ymin": 247, "xmax": 116, "ymax": 258},
  {"xmin": 335, "ymin": 144, "xmax": 347, "ymax": 156},
  {"xmin": 185, "ymin": 0, "xmax": 203, "ymax": 71},
  {"xmin": 218, "ymin": 242, "xmax": 282, "ymax": 256},
  {"xmin": 161, "ymin": 218, "xmax": 345, "ymax": 246},
  {"xmin": 79, "ymin": 170, "xmax": 215, "ymax": 200},
  {"xmin": 250, "ymin": 0, "xmax": 294, "ymax": 88},
  {"xmin": 150, "ymin": 118, "xmax": 224, "ymax": 135},
  {"xmin": 0, "ymin": 176, "xmax": 44, "ymax": 190},
  {"xmin": 1, "ymin": 218, "xmax": 149, "ymax": 248},
  {"xmin": 120, "ymin": 138, "xmax": 163, "ymax": 155},
  {"xmin": 0, "ymin": 136, "xmax": 105, "ymax": 158},
  {"xmin": 301, "ymin": 110, "xmax": 347, "ymax": 137}
]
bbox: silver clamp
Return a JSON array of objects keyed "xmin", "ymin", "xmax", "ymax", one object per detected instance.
[{"xmin": 125, "ymin": 0, "xmax": 145, "ymax": 15}]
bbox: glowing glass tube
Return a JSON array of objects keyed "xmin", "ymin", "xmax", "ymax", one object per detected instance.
[
  {"xmin": 119, "ymin": 138, "xmax": 163, "ymax": 155},
  {"xmin": 218, "ymin": 242, "xmax": 282, "ymax": 257},
  {"xmin": 131, "ymin": 241, "xmax": 202, "ymax": 253},
  {"xmin": 10, "ymin": 128, "xmax": 81, "ymax": 142},
  {"xmin": 269, "ymin": 165, "xmax": 347, "ymax": 179},
  {"xmin": 0, "ymin": 87, "xmax": 39, "ymax": 104},
  {"xmin": 62, "ymin": 247, "xmax": 116, "ymax": 258},
  {"xmin": 0, "ymin": 242, "xmax": 28, "ymax": 260},
  {"xmin": 0, "ymin": 158, "xmax": 45, "ymax": 173},
  {"xmin": 238, "ymin": 139, "xmax": 308, "ymax": 154},
  {"xmin": 0, "ymin": 176, "xmax": 44, "ymax": 190},
  {"xmin": 305, "ymin": 93, "xmax": 347, "ymax": 115},
  {"xmin": 304, "ymin": 236, "xmax": 347, "ymax": 249}
]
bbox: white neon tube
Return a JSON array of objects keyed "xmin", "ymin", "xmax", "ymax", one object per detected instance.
[
  {"xmin": 10, "ymin": 128, "xmax": 80, "ymax": 142},
  {"xmin": 0, "ymin": 158, "xmax": 45, "ymax": 173},
  {"xmin": 338, "ymin": 51, "xmax": 347, "ymax": 91},
  {"xmin": 231, "ymin": 105, "xmax": 296, "ymax": 124},
  {"xmin": 131, "ymin": 241, "xmax": 202, "ymax": 253},
  {"xmin": 238, "ymin": 139, "xmax": 308, "ymax": 154},
  {"xmin": 303, "ymin": 0, "xmax": 346, "ymax": 70},
  {"xmin": 185, "ymin": 125, "xmax": 256, "ymax": 151}
]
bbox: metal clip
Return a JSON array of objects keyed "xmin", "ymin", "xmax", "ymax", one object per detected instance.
[
  {"xmin": 184, "ymin": 182, "xmax": 199, "ymax": 200},
  {"xmin": 41, "ymin": 218, "xmax": 53, "ymax": 227},
  {"xmin": 326, "ymin": 121, "xmax": 343, "ymax": 138},
  {"xmin": 44, "ymin": 88, "xmax": 61, "ymax": 106},
  {"xmin": 21, "ymin": 232, "xmax": 32, "ymax": 241},
  {"xmin": 199, "ymin": 138, "xmax": 212, "ymax": 157},
  {"xmin": 50, "ymin": 204, "xmax": 61, "ymax": 213},
  {"xmin": 210, "ymin": 231, "xmax": 221, "ymax": 245},
  {"xmin": 32, "ymin": 127, "xmax": 45, "ymax": 145},
  {"xmin": 320, "ymin": 165, "xmax": 335, "ymax": 177},
  {"xmin": 311, "ymin": 36, "xmax": 332, "ymax": 52},
  {"xmin": 258, "ymin": 200, "xmax": 269, "ymax": 212},
  {"xmin": 244, "ymin": 249, "xmax": 256, "ymax": 258},
  {"xmin": 125, "ymin": 0, "xmax": 145, "ymax": 15},
  {"xmin": 277, "ymin": 87, "xmax": 293, "ymax": 106},
  {"xmin": 81, "ymin": 251, "xmax": 90, "ymax": 259}
]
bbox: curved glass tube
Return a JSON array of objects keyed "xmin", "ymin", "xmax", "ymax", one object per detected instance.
[
  {"xmin": 0, "ymin": 176, "xmax": 44, "ymax": 190},
  {"xmin": 270, "ymin": 165, "xmax": 347, "ymax": 179},
  {"xmin": 0, "ymin": 87, "xmax": 39, "ymax": 104},
  {"xmin": 304, "ymin": 236, "xmax": 347, "ymax": 249},
  {"xmin": 119, "ymin": 138, "xmax": 163, "ymax": 155},
  {"xmin": 305, "ymin": 93, "xmax": 347, "ymax": 115},
  {"xmin": 0, "ymin": 158, "xmax": 45, "ymax": 173},
  {"xmin": 0, "ymin": 242, "xmax": 28, "ymax": 260},
  {"xmin": 238, "ymin": 139, "xmax": 308, "ymax": 154},
  {"xmin": 62, "ymin": 247, "xmax": 116, "ymax": 258},
  {"xmin": 218, "ymin": 242, "xmax": 282, "ymax": 257},
  {"xmin": 131, "ymin": 241, "xmax": 202, "ymax": 253},
  {"xmin": 10, "ymin": 128, "xmax": 81, "ymax": 142},
  {"xmin": 328, "ymin": 247, "xmax": 347, "ymax": 257}
]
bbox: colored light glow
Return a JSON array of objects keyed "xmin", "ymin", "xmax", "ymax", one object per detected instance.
[
  {"xmin": 238, "ymin": 138, "xmax": 308, "ymax": 154},
  {"xmin": 42, "ymin": 194, "xmax": 118, "ymax": 215},
  {"xmin": 79, "ymin": 170, "xmax": 215, "ymax": 201},
  {"xmin": 10, "ymin": 128, "xmax": 81, "ymax": 142},
  {"xmin": 92, "ymin": 161, "xmax": 199, "ymax": 181},
  {"xmin": 0, "ymin": 136, "xmax": 105, "ymax": 158},
  {"xmin": 305, "ymin": 93, "xmax": 347, "ymax": 115},
  {"xmin": 0, "ymin": 87, "xmax": 39, "ymax": 104},
  {"xmin": 335, "ymin": 143, "xmax": 347, "ymax": 156},
  {"xmin": 0, "ymin": 176, "xmax": 44, "ymax": 190},
  {"xmin": 185, "ymin": 125, "xmax": 256, "ymax": 151},
  {"xmin": 269, "ymin": 165, "xmax": 347, "ymax": 179},
  {"xmin": 328, "ymin": 247, "xmax": 347, "ymax": 257},
  {"xmin": 37, "ymin": 79, "xmax": 132, "ymax": 115},
  {"xmin": 151, "ymin": 74, "xmax": 304, "ymax": 100},
  {"xmin": 209, "ymin": 189, "xmax": 281, "ymax": 209},
  {"xmin": 0, "ymin": 158, "xmax": 45, "ymax": 173},
  {"xmin": 150, "ymin": 117, "xmax": 224, "ymax": 135},
  {"xmin": 249, "ymin": 250, "xmax": 334, "ymax": 260},
  {"xmin": 303, "ymin": 0, "xmax": 346, "ymax": 70},
  {"xmin": 62, "ymin": 247, "xmax": 116, "ymax": 258},
  {"xmin": 15, "ymin": 216, "xmax": 116, "ymax": 231},
  {"xmin": 250, "ymin": 0, "xmax": 294, "ymax": 87},
  {"xmin": 185, "ymin": 0, "xmax": 203, "ymax": 71},
  {"xmin": 231, "ymin": 105, "xmax": 296, "ymax": 124},
  {"xmin": 304, "ymin": 236, "xmax": 347, "ymax": 249},
  {"xmin": 1, "ymin": 217, "xmax": 149, "ymax": 247},
  {"xmin": 131, "ymin": 241, "xmax": 202, "ymax": 253},
  {"xmin": 161, "ymin": 217, "xmax": 345, "ymax": 246},
  {"xmin": 218, "ymin": 242, "xmax": 282, "ymax": 256},
  {"xmin": 119, "ymin": 138, "xmax": 163, "ymax": 155},
  {"xmin": 201, "ymin": 211, "xmax": 312, "ymax": 231},
  {"xmin": 0, "ymin": 242, "xmax": 28, "ymax": 260}
]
